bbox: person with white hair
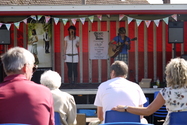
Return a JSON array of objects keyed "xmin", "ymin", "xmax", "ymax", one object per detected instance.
[
  {"xmin": 40, "ymin": 70, "xmax": 77, "ymax": 125},
  {"xmin": 0, "ymin": 46, "xmax": 54, "ymax": 125}
]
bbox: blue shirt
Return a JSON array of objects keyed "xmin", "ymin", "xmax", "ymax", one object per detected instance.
[{"xmin": 113, "ymin": 36, "xmax": 130, "ymax": 54}]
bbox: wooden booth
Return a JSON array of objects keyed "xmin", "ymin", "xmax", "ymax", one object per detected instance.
[{"xmin": 0, "ymin": 5, "xmax": 187, "ymax": 86}]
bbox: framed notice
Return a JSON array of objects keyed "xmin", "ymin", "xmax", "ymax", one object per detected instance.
[{"xmin": 89, "ymin": 31, "xmax": 109, "ymax": 60}]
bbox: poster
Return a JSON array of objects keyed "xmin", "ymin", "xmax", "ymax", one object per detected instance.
[
  {"xmin": 89, "ymin": 31, "xmax": 109, "ymax": 59},
  {"xmin": 28, "ymin": 23, "xmax": 52, "ymax": 68}
]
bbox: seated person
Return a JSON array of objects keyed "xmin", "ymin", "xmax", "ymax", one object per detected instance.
[
  {"xmin": 0, "ymin": 47, "xmax": 54, "ymax": 125},
  {"xmin": 40, "ymin": 70, "xmax": 77, "ymax": 125},
  {"xmin": 112, "ymin": 57, "xmax": 187, "ymax": 125},
  {"xmin": 93, "ymin": 61, "xmax": 147, "ymax": 124}
]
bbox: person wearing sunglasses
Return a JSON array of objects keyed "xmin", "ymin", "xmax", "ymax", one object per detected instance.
[{"xmin": 0, "ymin": 46, "xmax": 54, "ymax": 125}]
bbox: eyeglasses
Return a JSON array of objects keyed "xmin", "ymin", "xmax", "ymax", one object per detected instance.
[{"xmin": 33, "ymin": 65, "xmax": 38, "ymax": 73}]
